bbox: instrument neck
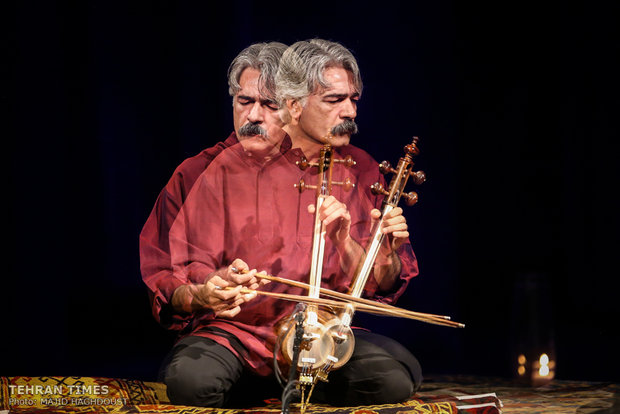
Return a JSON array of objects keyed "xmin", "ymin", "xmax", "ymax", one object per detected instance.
[
  {"xmin": 308, "ymin": 194, "xmax": 327, "ymax": 300},
  {"xmin": 307, "ymin": 144, "xmax": 334, "ymax": 314}
]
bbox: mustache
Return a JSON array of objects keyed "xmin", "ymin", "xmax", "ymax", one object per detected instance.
[
  {"xmin": 331, "ymin": 120, "xmax": 358, "ymax": 136},
  {"xmin": 238, "ymin": 123, "xmax": 268, "ymax": 138}
]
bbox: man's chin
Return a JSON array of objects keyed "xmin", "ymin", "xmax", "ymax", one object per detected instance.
[
  {"xmin": 239, "ymin": 134, "xmax": 267, "ymax": 141},
  {"xmin": 240, "ymin": 135, "xmax": 268, "ymax": 146},
  {"xmin": 327, "ymin": 134, "xmax": 351, "ymax": 147},
  {"xmin": 239, "ymin": 137, "xmax": 278, "ymax": 155}
]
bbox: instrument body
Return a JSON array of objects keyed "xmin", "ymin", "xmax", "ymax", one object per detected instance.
[{"xmin": 275, "ymin": 307, "xmax": 354, "ymax": 378}]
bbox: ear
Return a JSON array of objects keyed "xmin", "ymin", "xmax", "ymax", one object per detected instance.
[{"xmin": 286, "ymin": 99, "xmax": 303, "ymax": 124}]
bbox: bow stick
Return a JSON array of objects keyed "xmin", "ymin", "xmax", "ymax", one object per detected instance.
[
  {"xmin": 232, "ymin": 267, "xmax": 454, "ymax": 322},
  {"xmin": 219, "ymin": 285, "xmax": 463, "ymax": 328}
]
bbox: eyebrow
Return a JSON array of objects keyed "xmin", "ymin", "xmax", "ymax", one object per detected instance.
[
  {"xmin": 323, "ymin": 92, "xmax": 360, "ymax": 100},
  {"xmin": 237, "ymin": 95, "xmax": 276, "ymax": 104}
]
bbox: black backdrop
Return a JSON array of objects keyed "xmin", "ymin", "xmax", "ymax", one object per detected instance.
[{"xmin": 5, "ymin": 1, "xmax": 619, "ymax": 383}]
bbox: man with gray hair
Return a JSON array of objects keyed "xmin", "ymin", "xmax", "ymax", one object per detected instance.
[
  {"xmin": 139, "ymin": 41, "xmax": 288, "ymax": 405},
  {"xmin": 274, "ymin": 38, "xmax": 423, "ymax": 405},
  {"xmin": 142, "ymin": 38, "xmax": 421, "ymax": 409}
]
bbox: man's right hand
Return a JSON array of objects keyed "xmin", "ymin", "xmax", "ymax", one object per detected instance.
[
  {"xmin": 191, "ymin": 274, "xmax": 256, "ymax": 318},
  {"xmin": 171, "ymin": 258, "xmax": 269, "ymax": 318},
  {"xmin": 221, "ymin": 258, "xmax": 267, "ymax": 291}
]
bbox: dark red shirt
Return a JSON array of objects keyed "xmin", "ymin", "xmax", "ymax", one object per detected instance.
[
  {"xmin": 165, "ymin": 139, "xmax": 419, "ymax": 375},
  {"xmin": 139, "ymin": 133, "xmax": 238, "ymax": 330}
]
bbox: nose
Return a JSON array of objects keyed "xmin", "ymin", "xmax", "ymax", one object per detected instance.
[
  {"xmin": 247, "ymin": 101, "xmax": 264, "ymax": 124},
  {"xmin": 341, "ymin": 98, "xmax": 357, "ymax": 119}
]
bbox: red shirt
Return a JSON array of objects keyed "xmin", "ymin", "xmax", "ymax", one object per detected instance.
[
  {"xmin": 139, "ymin": 133, "xmax": 238, "ymax": 330},
  {"xmin": 165, "ymin": 139, "xmax": 419, "ymax": 376}
]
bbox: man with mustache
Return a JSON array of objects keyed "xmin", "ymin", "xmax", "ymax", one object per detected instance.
[
  {"xmin": 139, "ymin": 41, "xmax": 289, "ymax": 401},
  {"xmin": 274, "ymin": 39, "xmax": 423, "ymax": 405},
  {"xmin": 144, "ymin": 39, "xmax": 421, "ymax": 408}
]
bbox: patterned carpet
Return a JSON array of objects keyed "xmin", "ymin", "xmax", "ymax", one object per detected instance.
[
  {"xmin": 1, "ymin": 375, "xmax": 618, "ymax": 413},
  {"xmin": 418, "ymin": 375, "xmax": 620, "ymax": 413}
]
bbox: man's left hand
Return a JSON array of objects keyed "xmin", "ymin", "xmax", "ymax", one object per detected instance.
[
  {"xmin": 308, "ymin": 195, "xmax": 352, "ymax": 248},
  {"xmin": 371, "ymin": 206, "xmax": 409, "ymax": 253}
]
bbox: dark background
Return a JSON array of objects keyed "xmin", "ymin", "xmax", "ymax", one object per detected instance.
[{"xmin": 5, "ymin": 1, "xmax": 619, "ymax": 383}]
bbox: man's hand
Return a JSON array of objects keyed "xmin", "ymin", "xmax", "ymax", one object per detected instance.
[
  {"xmin": 172, "ymin": 258, "xmax": 269, "ymax": 318},
  {"xmin": 308, "ymin": 196, "xmax": 365, "ymax": 276},
  {"xmin": 370, "ymin": 207, "xmax": 409, "ymax": 291},
  {"xmin": 308, "ymin": 195, "xmax": 352, "ymax": 248},
  {"xmin": 371, "ymin": 207, "xmax": 409, "ymax": 254},
  {"xmin": 221, "ymin": 258, "xmax": 269, "ymax": 291},
  {"xmin": 191, "ymin": 275, "xmax": 255, "ymax": 318}
]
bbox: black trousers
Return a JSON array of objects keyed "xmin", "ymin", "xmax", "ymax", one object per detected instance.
[{"xmin": 160, "ymin": 329, "xmax": 422, "ymax": 408}]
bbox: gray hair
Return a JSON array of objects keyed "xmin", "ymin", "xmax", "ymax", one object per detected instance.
[
  {"xmin": 275, "ymin": 39, "xmax": 363, "ymax": 115},
  {"xmin": 227, "ymin": 41, "xmax": 288, "ymax": 100}
]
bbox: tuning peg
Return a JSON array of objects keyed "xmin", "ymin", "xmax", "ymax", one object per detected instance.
[
  {"xmin": 296, "ymin": 156, "xmax": 322, "ymax": 170},
  {"xmin": 402, "ymin": 191, "xmax": 419, "ymax": 206},
  {"xmin": 294, "ymin": 179, "xmax": 317, "ymax": 193},
  {"xmin": 334, "ymin": 155, "xmax": 356, "ymax": 168},
  {"xmin": 296, "ymin": 157, "xmax": 310, "ymax": 170},
  {"xmin": 404, "ymin": 136, "xmax": 421, "ymax": 157},
  {"xmin": 410, "ymin": 170, "xmax": 426, "ymax": 185},
  {"xmin": 370, "ymin": 182, "xmax": 389, "ymax": 197},
  {"xmin": 378, "ymin": 161, "xmax": 395, "ymax": 175},
  {"xmin": 332, "ymin": 177, "xmax": 355, "ymax": 192}
]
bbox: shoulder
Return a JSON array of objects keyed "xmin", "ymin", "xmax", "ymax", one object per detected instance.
[
  {"xmin": 174, "ymin": 133, "xmax": 237, "ymax": 176},
  {"xmin": 337, "ymin": 144, "xmax": 380, "ymax": 181},
  {"xmin": 174, "ymin": 133, "xmax": 238, "ymax": 177},
  {"xmin": 166, "ymin": 133, "xmax": 238, "ymax": 198},
  {"xmin": 338, "ymin": 144, "xmax": 378, "ymax": 166},
  {"xmin": 337, "ymin": 144, "xmax": 384, "ymax": 209},
  {"xmin": 337, "ymin": 144, "xmax": 371, "ymax": 158}
]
